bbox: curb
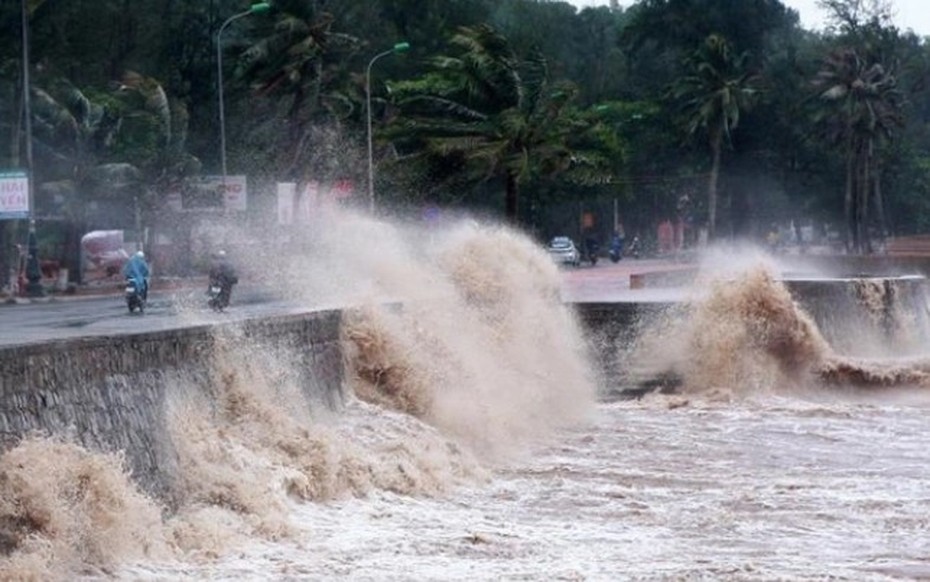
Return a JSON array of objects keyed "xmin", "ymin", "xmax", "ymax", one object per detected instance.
[{"xmin": 1, "ymin": 279, "xmax": 207, "ymax": 306}]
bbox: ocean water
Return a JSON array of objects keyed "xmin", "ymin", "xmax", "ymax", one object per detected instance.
[{"xmin": 2, "ymin": 218, "xmax": 930, "ymax": 581}]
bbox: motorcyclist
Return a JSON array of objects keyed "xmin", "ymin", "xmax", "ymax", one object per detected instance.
[
  {"xmin": 208, "ymin": 250, "xmax": 238, "ymax": 307},
  {"xmin": 122, "ymin": 250, "xmax": 150, "ymax": 301},
  {"xmin": 627, "ymin": 235, "xmax": 641, "ymax": 259},
  {"xmin": 583, "ymin": 234, "xmax": 600, "ymax": 265},
  {"xmin": 609, "ymin": 231, "xmax": 624, "ymax": 262}
]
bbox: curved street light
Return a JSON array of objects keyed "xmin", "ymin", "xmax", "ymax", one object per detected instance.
[
  {"xmin": 217, "ymin": 2, "xmax": 271, "ymax": 182},
  {"xmin": 366, "ymin": 42, "xmax": 410, "ymax": 213}
]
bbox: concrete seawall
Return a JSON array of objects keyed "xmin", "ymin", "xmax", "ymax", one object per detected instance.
[
  {"xmin": 0, "ymin": 300, "xmax": 676, "ymax": 504},
  {"xmin": 574, "ymin": 301, "xmax": 680, "ymax": 394},
  {"xmin": 0, "ymin": 310, "xmax": 344, "ymax": 505}
]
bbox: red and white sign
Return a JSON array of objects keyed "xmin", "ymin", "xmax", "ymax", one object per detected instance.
[
  {"xmin": 0, "ymin": 172, "xmax": 29, "ymax": 220},
  {"xmin": 331, "ymin": 179, "xmax": 355, "ymax": 200},
  {"xmin": 193, "ymin": 175, "xmax": 248, "ymax": 211}
]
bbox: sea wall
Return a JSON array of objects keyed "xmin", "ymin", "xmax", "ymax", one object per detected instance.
[
  {"xmin": 0, "ymin": 310, "xmax": 344, "ymax": 505},
  {"xmin": 574, "ymin": 301, "xmax": 679, "ymax": 396}
]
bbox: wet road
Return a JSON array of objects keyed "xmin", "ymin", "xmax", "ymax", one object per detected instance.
[
  {"xmin": 0, "ymin": 286, "xmax": 326, "ymax": 348},
  {"xmin": 559, "ymin": 257, "xmax": 691, "ymax": 302},
  {"xmin": 0, "ymin": 258, "xmax": 689, "ymax": 348}
]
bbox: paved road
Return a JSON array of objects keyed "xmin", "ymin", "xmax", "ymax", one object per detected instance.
[
  {"xmin": 0, "ymin": 286, "xmax": 324, "ymax": 348},
  {"xmin": 0, "ymin": 258, "xmax": 690, "ymax": 348},
  {"xmin": 559, "ymin": 257, "xmax": 691, "ymax": 303}
]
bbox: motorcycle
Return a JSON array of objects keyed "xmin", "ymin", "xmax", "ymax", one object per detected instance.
[
  {"xmin": 207, "ymin": 279, "xmax": 231, "ymax": 312},
  {"xmin": 583, "ymin": 238, "xmax": 600, "ymax": 266},
  {"xmin": 608, "ymin": 235, "xmax": 624, "ymax": 263},
  {"xmin": 626, "ymin": 236, "xmax": 641, "ymax": 259},
  {"xmin": 125, "ymin": 278, "xmax": 145, "ymax": 314}
]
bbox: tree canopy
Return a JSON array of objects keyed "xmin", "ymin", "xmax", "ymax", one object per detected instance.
[{"xmin": 3, "ymin": 0, "xmax": 930, "ymax": 270}]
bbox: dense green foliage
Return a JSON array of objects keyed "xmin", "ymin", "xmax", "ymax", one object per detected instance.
[{"xmin": 3, "ymin": 0, "xmax": 930, "ymax": 262}]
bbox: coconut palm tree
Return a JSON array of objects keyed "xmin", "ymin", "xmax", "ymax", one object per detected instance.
[
  {"xmin": 672, "ymin": 34, "xmax": 760, "ymax": 240},
  {"xmin": 239, "ymin": 0, "xmax": 360, "ymax": 178},
  {"xmin": 814, "ymin": 47, "xmax": 903, "ymax": 252},
  {"xmin": 28, "ymin": 73, "xmax": 198, "ymax": 279},
  {"xmin": 388, "ymin": 25, "xmax": 614, "ymax": 223}
]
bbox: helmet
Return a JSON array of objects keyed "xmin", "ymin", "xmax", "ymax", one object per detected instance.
[{"xmin": 135, "ymin": 250, "xmax": 145, "ymax": 259}]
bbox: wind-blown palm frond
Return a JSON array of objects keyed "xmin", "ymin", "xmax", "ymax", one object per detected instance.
[
  {"xmin": 118, "ymin": 71, "xmax": 172, "ymax": 143},
  {"xmin": 813, "ymin": 46, "xmax": 904, "ymax": 252},
  {"xmin": 388, "ymin": 25, "xmax": 616, "ymax": 222},
  {"xmin": 239, "ymin": 3, "xmax": 361, "ymax": 178},
  {"xmin": 671, "ymin": 33, "xmax": 760, "ymax": 239}
]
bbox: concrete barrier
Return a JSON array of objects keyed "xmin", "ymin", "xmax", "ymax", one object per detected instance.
[
  {"xmin": 0, "ymin": 310, "xmax": 344, "ymax": 505},
  {"xmin": 573, "ymin": 300, "xmax": 681, "ymax": 396}
]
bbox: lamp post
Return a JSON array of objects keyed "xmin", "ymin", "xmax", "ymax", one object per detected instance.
[
  {"xmin": 24, "ymin": 220, "xmax": 43, "ymax": 297},
  {"xmin": 366, "ymin": 41, "xmax": 409, "ymax": 213},
  {"xmin": 20, "ymin": 0, "xmax": 34, "ymax": 217},
  {"xmin": 217, "ymin": 2, "xmax": 271, "ymax": 182}
]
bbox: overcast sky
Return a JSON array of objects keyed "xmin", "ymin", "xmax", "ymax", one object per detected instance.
[{"xmin": 566, "ymin": 0, "xmax": 930, "ymax": 36}]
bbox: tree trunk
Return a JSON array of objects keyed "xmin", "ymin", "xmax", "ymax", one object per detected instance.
[
  {"xmin": 0, "ymin": 221, "xmax": 7, "ymax": 291},
  {"xmin": 707, "ymin": 130, "xmax": 722, "ymax": 241},
  {"xmin": 286, "ymin": 85, "xmax": 307, "ymax": 179},
  {"xmin": 66, "ymin": 220, "xmax": 83, "ymax": 284},
  {"xmin": 844, "ymin": 134, "xmax": 855, "ymax": 253},
  {"xmin": 873, "ymin": 152, "xmax": 887, "ymax": 246},
  {"xmin": 505, "ymin": 171, "xmax": 519, "ymax": 224},
  {"xmin": 860, "ymin": 139, "xmax": 873, "ymax": 253}
]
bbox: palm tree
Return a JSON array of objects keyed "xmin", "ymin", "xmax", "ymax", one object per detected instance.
[
  {"xmin": 672, "ymin": 34, "xmax": 759, "ymax": 240},
  {"xmin": 28, "ymin": 73, "xmax": 197, "ymax": 280},
  {"xmin": 389, "ymin": 25, "xmax": 613, "ymax": 223},
  {"xmin": 240, "ymin": 1, "xmax": 360, "ymax": 179},
  {"xmin": 814, "ymin": 47, "xmax": 903, "ymax": 252},
  {"xmin": 114, "ymin": 71, "xmax": 201, "ymax": 196}
]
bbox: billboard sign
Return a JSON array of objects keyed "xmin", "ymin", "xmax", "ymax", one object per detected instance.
[
  {"xmin": 0, "ymin": 171, "xmax": 29, "ymax": 220},
  {"xmin": 188, "ymin": 175, "xmax": 248, "ymax": 211}
]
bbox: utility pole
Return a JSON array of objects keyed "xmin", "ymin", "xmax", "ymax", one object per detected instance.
[{"xmin": 21, "ymin": 0, "xmax": 33, "ymax": 217}]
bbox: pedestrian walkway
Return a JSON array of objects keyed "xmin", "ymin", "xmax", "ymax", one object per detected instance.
[{"xmin": 560, "ymin": 258, "xmax": 694, "ymax": 303}]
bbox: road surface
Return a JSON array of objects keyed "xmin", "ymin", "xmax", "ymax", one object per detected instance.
[
  {"xmin": 0, "ymin": 286, "xmax": 325, "ymax": 348},
  {"xmin": 1, "ymin": 259, "xmax": 690, "ymax": 348}
]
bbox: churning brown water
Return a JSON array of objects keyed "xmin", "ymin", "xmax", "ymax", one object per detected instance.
[{"xmin": 3, "ymin": 220, "xmax": 930, "ymax": 581}]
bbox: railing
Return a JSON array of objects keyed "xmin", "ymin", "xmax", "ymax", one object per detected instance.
[{"xmin": 885, "ymin": 235, "xmax": 930, "ymax": 256}]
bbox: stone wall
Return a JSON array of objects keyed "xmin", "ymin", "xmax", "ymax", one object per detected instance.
[
  {"xmin": 0, "ymin": 309, "xmax": 344, "ymax": 504},
  {"xmin": 574, "ymin": 301, "xmax": 680, "ymax": 397}
]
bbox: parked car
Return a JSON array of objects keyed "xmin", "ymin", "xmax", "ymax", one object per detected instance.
[{"xmin": 547, "ymin": 236, "xmax": 580, "ymax": 266}]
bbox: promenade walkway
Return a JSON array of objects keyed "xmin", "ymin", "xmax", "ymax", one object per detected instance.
[{"xmin": 560, "ymin": 258, "xmax": 692, "ymax": 303}]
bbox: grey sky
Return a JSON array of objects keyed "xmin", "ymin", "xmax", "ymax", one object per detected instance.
[{"xmin": 566, "ymin": 0, "xmax": 930, "ymax": 36}]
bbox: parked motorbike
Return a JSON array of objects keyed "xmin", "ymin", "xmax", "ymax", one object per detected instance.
[{"xmin": 125, "ymin": 278, "xmax": 145, "ymax": 314}]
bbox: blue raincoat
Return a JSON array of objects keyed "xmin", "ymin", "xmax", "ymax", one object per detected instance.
[{"xmin": 123, "ymin": 254, "xmax": 150, "ymax": 297}]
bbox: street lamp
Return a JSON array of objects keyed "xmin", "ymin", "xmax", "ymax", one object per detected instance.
[
  {"xmin": 24, "ymin": 220, "xmax": 43, "ymax": 297},
  {"xmin": 217, "ymin": 2, "xmax": 271, "ymax": 182},
  {"xmin": 366, "ymin": 41, "xmax": 410, "ymax": 213},
  {"xmin": 20, "ymin": 0, "xmax": 34, "ymax": 218}
]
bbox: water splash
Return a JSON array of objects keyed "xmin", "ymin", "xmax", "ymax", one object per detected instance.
[
  {"xmin": 0, "ymin": 437, "xmax": 168, "ymax": 580},
  {"xmin": 631, "ymin": 249, "xmax": 930, "ymax": 398},
  {"xmin": 343, "ymin": 221, "xmax": 597, "ymax": 458},
  {"xmin": 0, "ymin": 213, "xmax": 597, "ymax": 579}
]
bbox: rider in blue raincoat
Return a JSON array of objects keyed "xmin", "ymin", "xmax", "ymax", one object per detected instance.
[{"xmin": 123, "ymin": 250, "xmax": 150, "ymax": 301}]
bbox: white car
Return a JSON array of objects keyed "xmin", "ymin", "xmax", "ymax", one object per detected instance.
[{"xmin": 547, "ymin": 236, "xmax": 580, "ymax": 266}]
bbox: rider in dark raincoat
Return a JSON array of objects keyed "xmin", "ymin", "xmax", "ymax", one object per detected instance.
[
  {"xmin": 208, "ymin": 250, "xmax": 238, "ymax": 307},
  {"xmin": 123, "ymin": 250, "xmax": 151, "ymax": 301}
]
